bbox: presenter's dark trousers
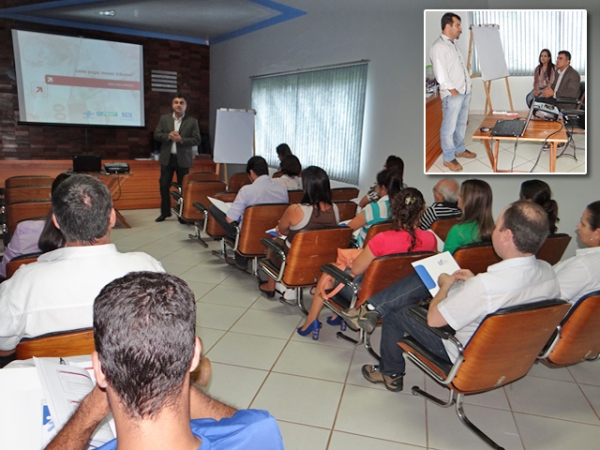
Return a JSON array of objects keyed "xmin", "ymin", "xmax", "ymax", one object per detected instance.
[{"xmin": 159, "ymin": 154, "xmax": 189, "ymax": 217}]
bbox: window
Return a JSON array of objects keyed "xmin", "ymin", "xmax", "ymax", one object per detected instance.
[
  {"xmin": 251, "ymin": 62, "xmax": 368, "ymax": 185},
  {"xmin": 469, "ymin": 10, "xmax": 586, "ymax": 76}
]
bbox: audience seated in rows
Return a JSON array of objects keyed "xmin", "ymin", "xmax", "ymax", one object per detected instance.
[
  {"xmin": 358, "ymin": 155, "xmax": 405, "ymax": 208},
  {"xmin": 46, "ymin": 271, "xmax": 284, "ymax": 450},
  {"xmin": 418, "ymin": 178, "xmax": 461, "ymax": 230},
  {"xmin": 359, "ymin": 201, "xmax": 559, "ymax": 392},
  {"xmin": 338, "ymin": 179, "xmax": 494, "ymax": 334},
  {"xmin": 298, "ymin": 188, "xmax": 437, "ymax": 339},
  {"xmin": 273, "ymin": 155, "xmax": 303, "ymax": 190},
  {"xmin": 0, "ymin": 175, "xmax": 164, "ymax": 365},
  {"xmin": 209, "ymin": 156, "xmax": 288, "ymax": 271},
  {"xmin": 519, "ymin": 179, "xmax": 559, "ymax": 234},
  {"xmin": 259, "ymin": 166, "xmax": 340, "ymax": 298}
]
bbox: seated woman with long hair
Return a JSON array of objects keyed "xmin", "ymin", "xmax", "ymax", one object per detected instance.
[
  {"xmin": 347, "ymin": 169, "xmax": 403, "ymax": 248},
  {"xmin": 526, "ymin": 49, "xmax": 556, "ymax": 107},
  {"xmin": 259, "ymin": 166, "xmax": 340, "ymax": 297},
  {"xmin": 358, "ymin": 155, "xmax": 404, "ymax": 208},
  {"xmin": 443, "ymin": 179, "xmax": 494, "ymax": 254},
  {"xmin": 519, "ymin": 179, "xmax": 559, "ymax": 234},
  {"xmin": 273, "ymin": 155, "xmax": 302, "ymax": 190},
  {"xmin": 297, "ymin": 188, "xmax": 437, "ymax": 339}
]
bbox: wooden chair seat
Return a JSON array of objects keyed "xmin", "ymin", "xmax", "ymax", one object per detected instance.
[
  {"xmin": 321, "ymin": 251, "xmax": 436, "ymax": 359},
  {"xmin": 5, "ymin": 200, "xmax": 52, "ymax": 239},
  {"xmin": 452, "ymin": 242, "xmax": 500, "ymax": 275},
  {"xmin": 4, "ymin": 186, "xmax": 52, "ymax": 205},
  {"xmin": 16, "ymin": 328, "xmax": 95, "ymax": 360},
  {"xmin": 260, "ymin": 226, "xmax": 353, "ymax": 313},
  {"xmin": 399, "ymin": 299, "xmax": 570, "ymax": 449},
  {"xmin": 5, "ymin": 176, "xmax": 53, "ymax": 189},
  {"xmin": 430, "ymin": 217, "xmax": 461, "ymax": 241},
  {"xmin": 362, "ymin": 221, "xmax": 393, "ymax": 247},
  {"xmin": 5, "ymin": 252, "xmax": 42, "ymax": 279},
  {"xmin": 172, "ymin": 180, "xmax": 226, "ymax": 222},
  {"xmin": 535, "ymin": 233, "xmax": 571, "ymax": 266},
  {"xmin": 334, "ymin": 200, "xmax": 358, "ymax": 222},
  {"xmin": 228, "ymin": 172, "xmax": 251, "ymax": 192},
  {"xmin": 331, "ymin": 187, "xmax": 359, "ymax": 201},
  {"xmin": 540, "ymin": 291, "xmax": 600, "ymax": 367}
]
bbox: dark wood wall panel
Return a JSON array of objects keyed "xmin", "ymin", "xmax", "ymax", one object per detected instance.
[{"xmin": 0, "ymin": 10, "xmax": 210, "ymax": 161}]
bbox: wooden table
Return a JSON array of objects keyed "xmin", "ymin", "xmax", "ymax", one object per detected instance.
[{"xmin": 472, "ymin": 112, "xmax": 568, "ymax": 173}]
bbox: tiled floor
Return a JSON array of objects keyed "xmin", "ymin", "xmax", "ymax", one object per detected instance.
[
  {"xmin": 426, "ymin": 114, "xmax": 586, "ymax": 175},
  {"xmin": 110, "ymin": 209, "xmax": 600, "ymax": 449}
]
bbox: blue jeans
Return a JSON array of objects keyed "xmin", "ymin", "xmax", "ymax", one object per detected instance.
[
  {"xmin": 379, "ymin": 302, "xmax": 451, "ymax": 375},
  {"xmin": 367, "ymin": 273, "xmax": 430, "ymax": 317},
  {"xmin": 440, "ymin": 93, "xmax": 471, "ymax": 162}
]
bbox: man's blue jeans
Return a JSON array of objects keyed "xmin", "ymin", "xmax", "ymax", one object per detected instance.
[
  {"xmin": 366, "ymin": 273, "xmax": 449, "ymax": 375},
  {"xmin": 440, "ymin": 93, "xmax": 471, "ymax": 162},
  {"xmin": 379, "ymin": 302, "xmax": 451, "ymax": 376}
]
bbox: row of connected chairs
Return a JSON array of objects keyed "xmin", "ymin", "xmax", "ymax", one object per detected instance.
[{"xmin": 399, "ymin": 288, "xmax": 600, "ymax": 449}]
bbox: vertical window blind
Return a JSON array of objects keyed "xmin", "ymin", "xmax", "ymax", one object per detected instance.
[
  {"xmin": 469, "ymin": 10, "xmax": 586, "ymax": 76},
  {"xmin": 251, "ymin": 62, "xmax": 368, "ymax": 185}
]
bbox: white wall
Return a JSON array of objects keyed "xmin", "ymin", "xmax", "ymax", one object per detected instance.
[{"xmin": 211, "ymin": 0, "xmax": 598, "ymax": 259}]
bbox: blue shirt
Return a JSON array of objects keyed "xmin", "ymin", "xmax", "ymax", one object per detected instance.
[
  {"xmin": 96, "ymin": 409, "xmax": 284, "ymax": 450},
  {"xmin": 226, "ymin": 175, "xmax": 288, "ymax": 224}
]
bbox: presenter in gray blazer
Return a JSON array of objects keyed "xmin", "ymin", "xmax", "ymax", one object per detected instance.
[{"xmin": 154, "ymin": 93, "xmax": 201, "ymax": 222}]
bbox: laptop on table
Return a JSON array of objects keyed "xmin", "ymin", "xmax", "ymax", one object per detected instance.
[{"xmin": 491, "ymin": 103, "xmax": 536, "ymax": 137}]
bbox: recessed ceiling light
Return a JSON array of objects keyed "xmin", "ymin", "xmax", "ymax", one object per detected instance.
[{"xmin": 98, "ymin": 10, "xmax": 116, "ymax": 16}]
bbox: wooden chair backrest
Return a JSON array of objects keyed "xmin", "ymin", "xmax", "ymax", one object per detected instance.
[
  {"xmin": 181, "ymin": 181, "xmax": 227, "ymax": 221},
  {"xmin": 287, "ymin": 190, "xmax": 304, "ymax": 204},
  {"xmin": 453, "ymin": 242, "xmax": 500, "ymax": 275},
  {"xmin": 452, "ymin": 299, "xmax": 569, "ymax": 394},
  {"xmin": 331, "ymin": 187, "xmax": 359, "ymax": 201},
  {"xmin": 237, "ymin": 203, "xmax": 290, "ymax": 257},
  {"xmin": 544, "ymin": 292, "xmax": 600, "ymax": 366},
  {"xmin": 228, "ymin": 172, "xmax": 251, "ymax": 192},
  {"xmin": 282, "ymin": 227, "xmax": 353, "ymax": 287},
  {"xmin": 5, "ymin": 176, "xmax": 53, "ymax": 189},
  {"xmin": 334, "ymin": 200, "xmax": 358, "ymax": 222},
  {"xmin": 536, "ymin": 233, "xmax": 571, "ymax": 266},
  {"xmin": 362, "ymin": 221, "xmax": 393, "ymax": 248},
  {"xmin": 205, "ymin": 191, "xmax": 238, "ymax": 238},
  {"xmin": 16, "ymin": 328, "xmax": 95, "ymax": 360},
  {"xmin": 184, "ymin": 172, "xmax": 220, "ymax": 185},
  {"xmin": 272, "ymin": 171, "xmax": 283, "ymax": 178},
  {"xmin": 4, "ymin": 186, "xmax": 52, "ymax": 206},
  {"xmin": 356, "ymin": 252, "xmax": 436, "ymax": 308},
  {"xmin": 5, "ymin": 253, "xmax": 41, "ymax": 279},
  {"xmin": 430, "ymin": 217, "xmax": 461, "ymax": 241},
  {"xmin": 5, "ymin": 201, "xmax": 52, "ymax": 237}
]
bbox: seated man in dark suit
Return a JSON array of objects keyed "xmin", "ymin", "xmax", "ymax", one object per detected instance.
[
  {"xmin": 536, "ymin": 50, "xmax": 581, "ymax": 108},
  {"xmin": 46, "ymin": 271, "xmax": 284, "ymax": 450}
]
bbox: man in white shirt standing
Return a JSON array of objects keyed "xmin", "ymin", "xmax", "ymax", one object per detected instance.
[{"xmin": 430, "ymin": 12, "xmax": 476, "ymax": 172}]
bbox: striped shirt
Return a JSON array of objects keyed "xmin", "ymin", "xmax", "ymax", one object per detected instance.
[
  {"xmin": 419, "ymin": 201, "xmax": 461, "ymax": 230},
  {"xmin": 356, "ymin": 195, "xmax": 390, "ymax": 248}
]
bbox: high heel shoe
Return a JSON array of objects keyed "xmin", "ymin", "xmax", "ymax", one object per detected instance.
[
  {"xmin": 326, "ymin": 315, "xmax": 347, "ymax": 331},
  {"xmin": 258, "ymin": 281, "xmax": 275, "ymax": 299},
  {"xmin": 297, "ymin": 319, "xmax": 322, "ymax": 340}
]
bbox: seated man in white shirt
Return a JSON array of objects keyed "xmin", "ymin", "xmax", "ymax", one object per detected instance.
[
  {"xmin": 362, "ymin": 201, "xmax": 560, "ymax": 392},
  {"xmin": 209, "ymin": 156, "xmax": 288, "ymax": 270},
  {"xmin": 0, "ymin": 175, "xmax": 164, "ymax": 366},
  {"xmin": 46, "ymin": 271, "xmax": 283, "ymax": 450}
]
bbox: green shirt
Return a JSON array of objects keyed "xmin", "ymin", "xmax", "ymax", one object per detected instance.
[{"xmin": 443, "ymin": 221, "xmax": 480, "ymax": 254}]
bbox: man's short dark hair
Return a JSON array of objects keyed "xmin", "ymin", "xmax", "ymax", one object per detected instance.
[
  {"xmin": 94, "ymin": 272, "xmax": 196, "ymax": 419},
  {"xmin": 441, "ymin": 12, "xmax": 461, "ymax": 30},
  {"xmin": 558, "ymin": 50, "xmax": 572, "ymax": 61},
  {"xmin": 246, "ymin": 156, "xmax": 268, "ymax": 177},
  {"xmin": 173, "ymin": 92, "xmax": 188, "ymax": 103},
  {"xmin": 501, "ymin": 201, "xmax": 549, "ymax": 254},
  {"xmin": 51, "ymin": 174, "xmax": 112, "ymax": 244}
]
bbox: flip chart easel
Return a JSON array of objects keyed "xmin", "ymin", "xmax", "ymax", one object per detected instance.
[
  {"xmin": 213, "ymin": 108, "xmax": 256, "ymax": 183},
  {"xmin": 467, "ymin": 24, "xmax": 514, "ymax": 114}
]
